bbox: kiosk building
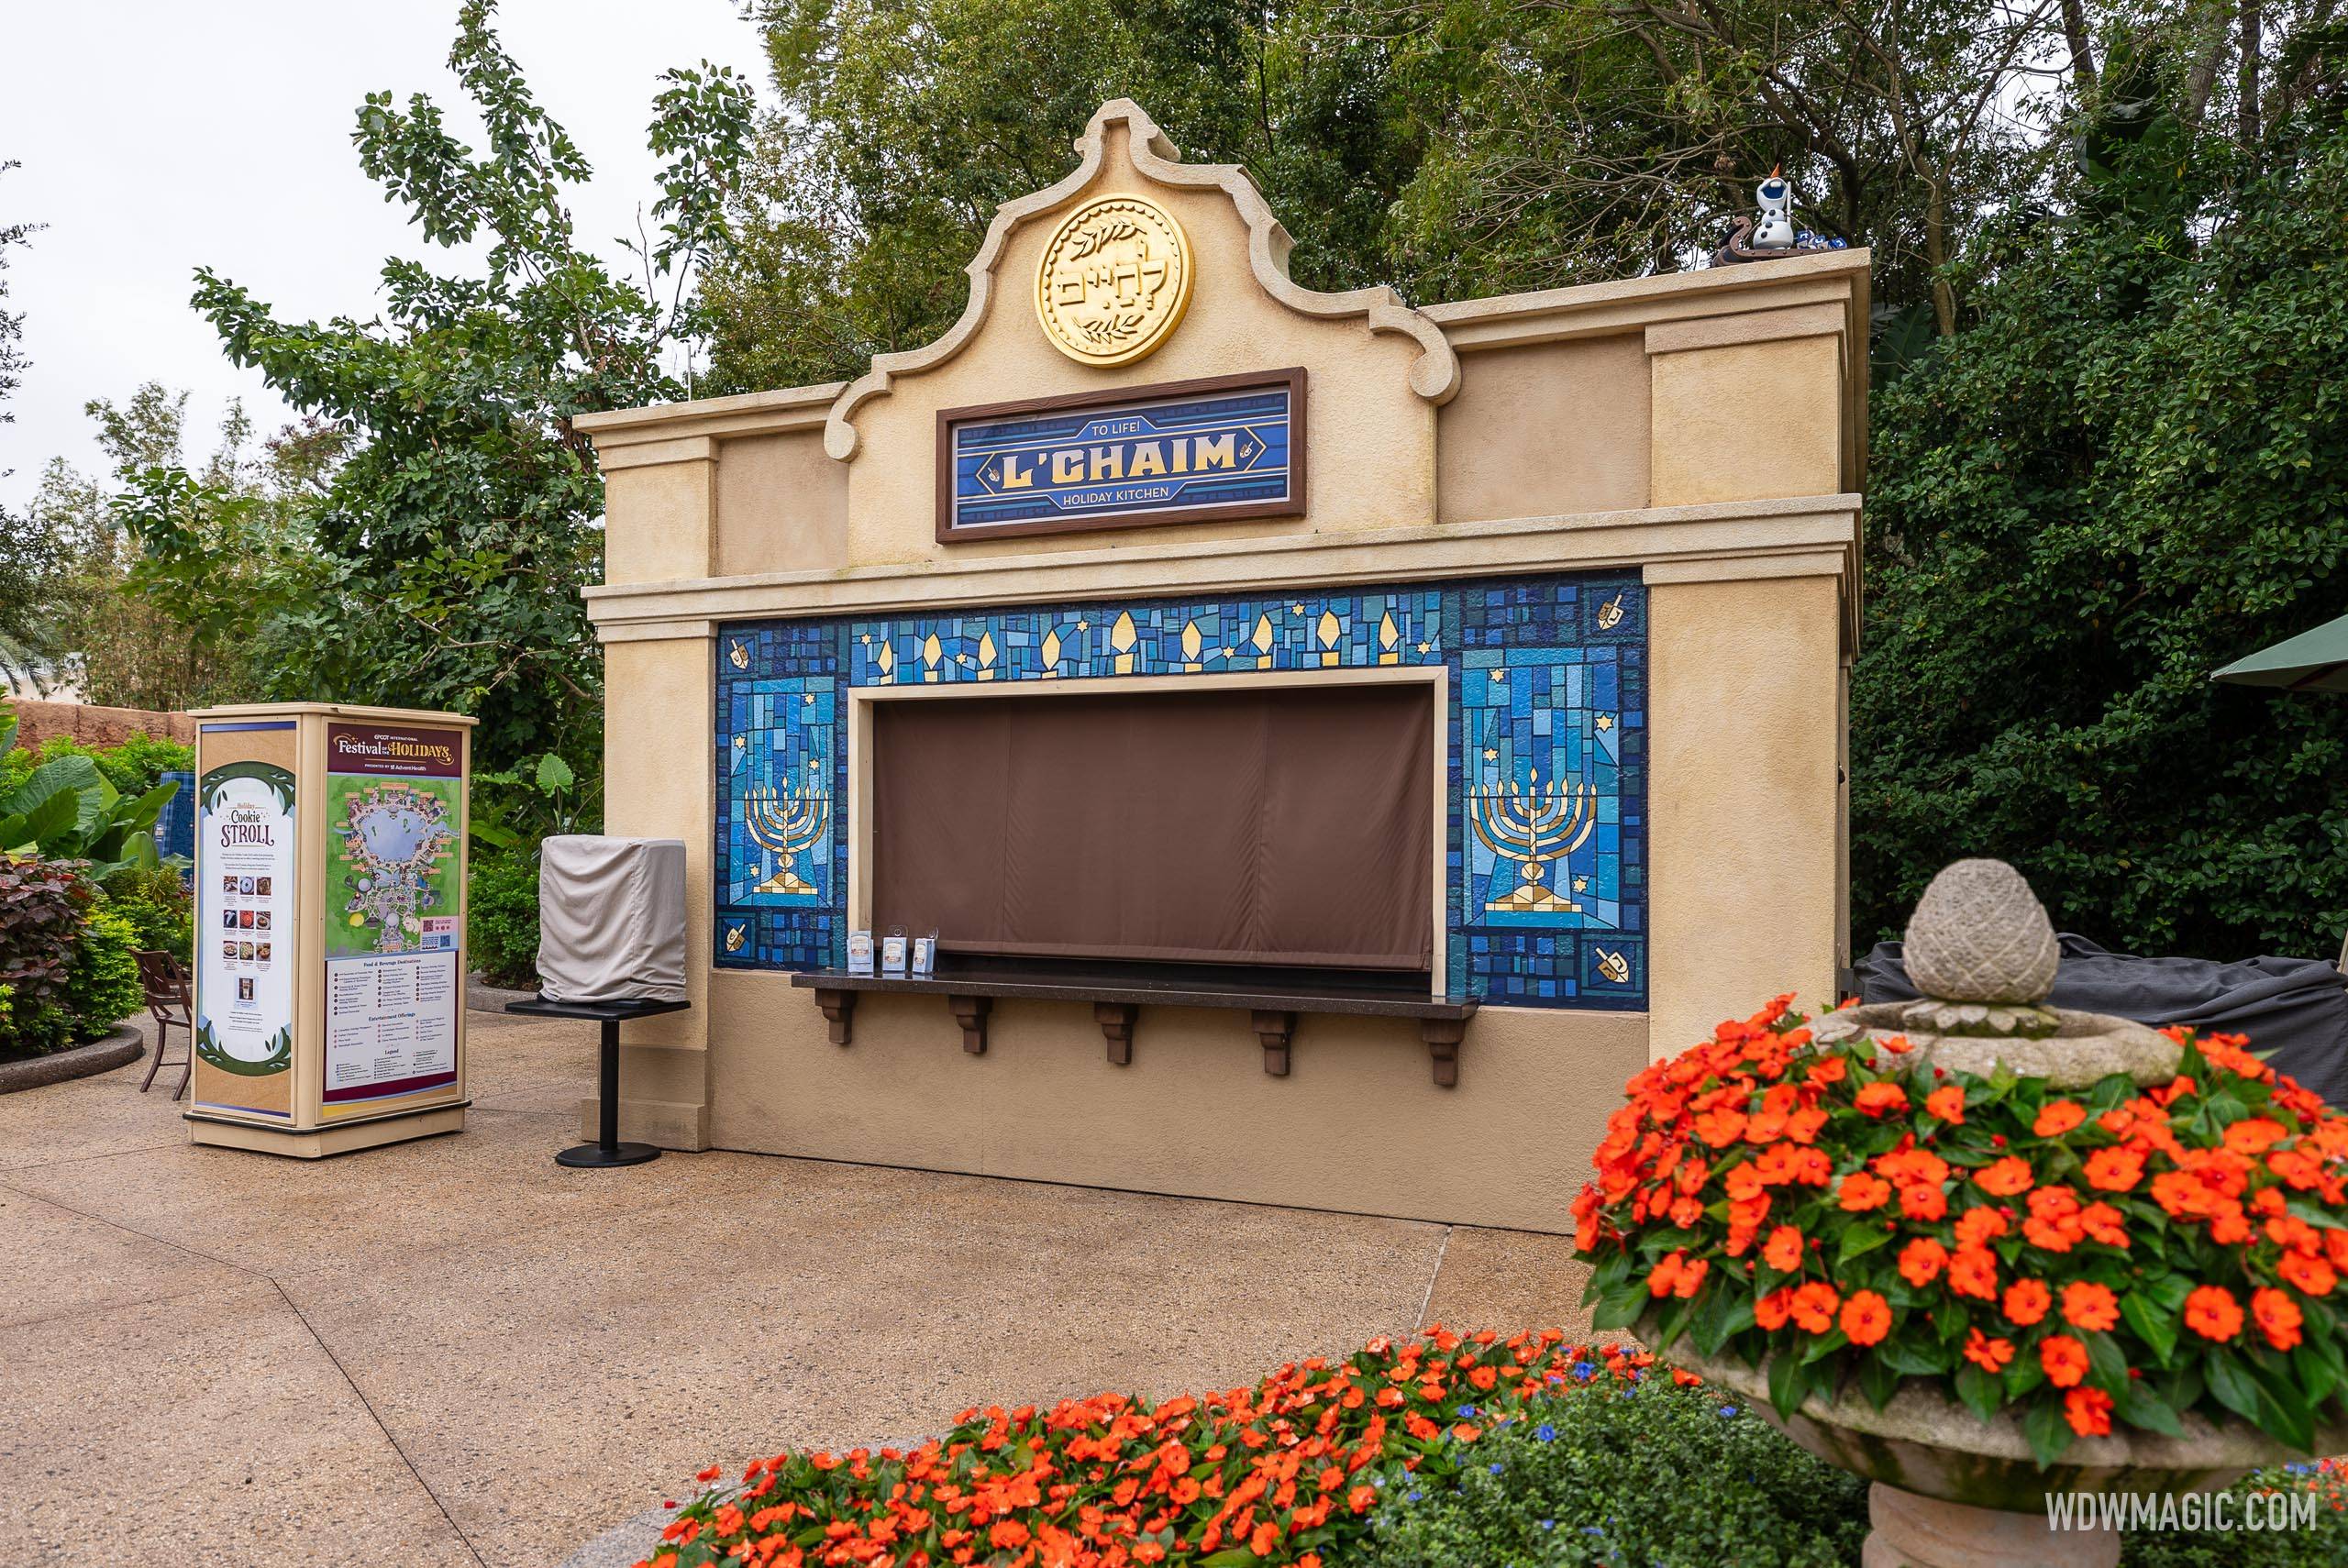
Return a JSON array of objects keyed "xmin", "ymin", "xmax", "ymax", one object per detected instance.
[{"xmin": 577, "ymin": 101, "xmax": 1866, "ymax": 1231}]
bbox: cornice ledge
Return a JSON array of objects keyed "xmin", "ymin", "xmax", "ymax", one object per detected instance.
[
  {"xmin": 584, "ymin": 493, "xmax": 1860, "ymax": 633},
  {"xmin": 575, "ymin": 381, "xmax": 844, "ymax": 447},
  {"xmin": 1424, "ymin": 250, "xmax": 1871, "ymax": 352},
  {"xmin": 821, "ymin": 99, "xmax": 1459, "ymax": 462}
]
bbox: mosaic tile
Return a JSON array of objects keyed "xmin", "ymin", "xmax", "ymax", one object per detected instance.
[{"xmin": 714, "ymin": 573, "xmax": 1645, "ymax": 1008}]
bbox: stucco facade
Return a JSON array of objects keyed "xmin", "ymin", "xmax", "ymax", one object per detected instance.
[{"xmin": 577, "ymin": 100, "xmax": 1866, "ymax": 1231}]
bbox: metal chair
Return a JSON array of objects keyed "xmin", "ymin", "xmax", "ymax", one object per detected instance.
[{"xmin": 133, "ymin": 950, "xmax": 193, "ymax": 1100}]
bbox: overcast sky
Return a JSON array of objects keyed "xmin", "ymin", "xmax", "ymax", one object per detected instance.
[{"xmin": 0, "ymin": 0, "xmax": 770, "ymax": 510}]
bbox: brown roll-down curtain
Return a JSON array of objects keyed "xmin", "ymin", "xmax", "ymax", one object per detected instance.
[{"xmin": 872, "ymin": 684, "xmax": 1432, "ymax": 970}]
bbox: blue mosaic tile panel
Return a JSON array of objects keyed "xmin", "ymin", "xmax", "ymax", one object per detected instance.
[
  {"xmin": 1448, "ymin": 579, "xmax": 1645, "ymax": 1005},
  {"xmin": 714, "ymin": 622, "xmax": 847, "ymax": 970},
  {"xmin": 712, "ymin": 572, "xmax": 1645, "ymax": 1009}
]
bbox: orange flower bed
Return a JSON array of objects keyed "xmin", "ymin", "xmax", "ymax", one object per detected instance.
[
  {"xmin": 637, "ymin": 1331, "xmax": 1669, "ymax": 1568},
  {"xmin": 1574, "ymin": 995, "xmax": 2348, "ymax": 1462}
]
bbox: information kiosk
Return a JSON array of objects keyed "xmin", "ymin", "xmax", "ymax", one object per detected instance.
[{"xmin": 184, "ymin": 702, "xmax": 474, "ymax": 1156}]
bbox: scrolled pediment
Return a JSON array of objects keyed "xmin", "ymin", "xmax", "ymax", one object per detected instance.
[{"xmin": 821, "ymin": 98, "xmax": 1459, "ymax": 461}]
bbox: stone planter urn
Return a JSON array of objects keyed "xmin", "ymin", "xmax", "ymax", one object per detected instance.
[
  {"xmin": 1661, "ymin": 1332, "xmax": 2334, "ymax": 1567},
  {"xmin": 1642, "ymin": 860, "xmax": 2348, "ymax": 1568}
]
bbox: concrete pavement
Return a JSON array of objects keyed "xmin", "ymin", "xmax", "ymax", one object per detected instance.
[{"xmin": 0, "ymin": 1008, "xmax": 1590, "ymax": 1568}]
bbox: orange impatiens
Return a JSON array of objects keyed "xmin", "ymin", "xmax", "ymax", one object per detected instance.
[
  {"xmin": 2186, "ymin": 1286, "xmax": 2246, "ymax": 1342},
  {"xmin": 1576, "ymin": 996, "xmax": 2348, "ymax": 1466},
  {"xmin": 1963, "ymin": 1328, "xmax": 2015, "ymax": 1374},
  {"xmin": 2066, "ymin": 1387, "xmax": 2115, "ymax": 1438},
  {"xmin": 2281, "ymin": 1252, "xmax": 2340, "ymax": 1298},
  {"xmin": 1854, "ymin": 1082, "xmax": 1910, "ymax": 1118},
  {"xmin": 2062, "ymin": 1281, "xmax": 2121, "ymax": 1333},
  {"xmin": 2034, "ymin": 1099, "xmax": 2088, "ymax": 1137},
  {"xmin": 1645, "ymin": 1250, "xmax": 1710, "ymax": 1300},
  {"xmin": 1897, "ymin": 1236, "xmax": 1947, "ymax": 1287},
  {"xmin": 2002, "ymin": 1278, "xmax": 2052, "ymax": 1327},
  {"xmin": 2040, "ymin": 1335, "xmax": 2090, "ymax": 1389},
  {"xmin": 1975, "ymin": 1156, "xmax": 2035, "ymax": 1197},
  {"xmin": 2083, "ymin": 1146, "xmax": 2146, "ymax": 1192},
  {"xmin": 639, "ymin": 1330, "xmax": 1663, "ymax": 1568},
  {"xmin": 2254, "ymin": 1286, "xmax": 2307, "ymax": 1352},
  {"xmin": 1837, "ymin": 1171, "xmax": 1893, "ymax": 1212},
  {"xmin": 1840, "ymin": 1290, "xmax": 1892, "ymax": 1346},
  {"xmin": 1947, "ymin": 1246, "xmax": 1999, "ymax": 1301}
]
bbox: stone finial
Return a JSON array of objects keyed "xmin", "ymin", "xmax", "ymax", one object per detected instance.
[{"xmin": 1902, "ymin": 859, "xmax": 2060, "ymax": 1005}]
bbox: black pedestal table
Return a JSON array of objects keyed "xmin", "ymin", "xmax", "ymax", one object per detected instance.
[{"xmin": 503, "ymin": 994, "xmax": 692, "ymax": 1167}]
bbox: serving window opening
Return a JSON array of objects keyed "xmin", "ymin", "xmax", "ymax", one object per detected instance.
[{"xmin": 866, "ymin": 679, "xmax": 1438, "ymax": 994}]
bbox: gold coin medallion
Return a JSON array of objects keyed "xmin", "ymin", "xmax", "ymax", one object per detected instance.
[{"xmin": 1034, "ymin": 195, "xmax": 1193, "ymax": 368}]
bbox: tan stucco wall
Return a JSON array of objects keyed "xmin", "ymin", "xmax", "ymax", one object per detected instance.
[
  {"xmin": 1437, "ymin": 336, "xmax": 1650, "ymax": 522},
  {"xmin": 714, "ymin": 429, "xmax": 849, "ymax": 578},
  {"xmin": 702, "ymin": 969, "xmax": 1645, "ymax": 1233},
  {"xmin": 600, "ymin": 635, "xmax": 715, "ymax": 1143},
  {"xmin": 1649, "ymin": 336, "xmax": 1844, "ymax": 508},
  {"xmin": 9, "ymin": 698, "xmax": 195, "ymax": 749},
  {"xmin": 1646, "ymin": 572, "xmax": 1845, "ymax": 1059},
  {"xmin": 603, "ymin": 452, "xmax": 714, "ymax": 585}
]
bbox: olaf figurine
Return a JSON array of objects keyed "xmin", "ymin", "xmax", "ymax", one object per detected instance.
[{"xmin": 1751, "ymin": 168, "xmax": 1797, "ymax": 249}]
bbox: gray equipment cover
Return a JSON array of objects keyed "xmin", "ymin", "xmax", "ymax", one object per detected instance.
[
  {"xmin": 536, "ymin": 835, "xmax": 688, "ymax": 1002},
  {"xmin": 1858, "ymin": 933, "xmax": 2348, "ymax": 1110}
]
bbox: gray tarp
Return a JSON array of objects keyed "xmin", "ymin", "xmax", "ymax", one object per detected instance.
[{"xmin": 1856, "ymin": 934, "xmax": 2348, "ymax": 1110}]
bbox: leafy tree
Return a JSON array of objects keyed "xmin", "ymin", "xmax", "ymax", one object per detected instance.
[
  {"xmin": 0, "ymin": 160, "xmax": 58, "ymax": 694},
  {"xmin": 1368, "ymin": 0, "xmax": 2082, "ymax": 332},
  {"xmin": 701, "ymin": 2, "xmax": 2339, "ymax": 379},
  {"xmin": 128, "ymin": 0, "xmax": 754, "ymax": 769},
  {"xmin": 1852, "ymin": 92, "xmax": 2348, "ymax": 959},
  {"xmin": 701, "ymin": 0, "xmax": 1421, "ymax": 392},
  {"xmin": 700, "ymin": 0, "xmax": 2094, "ymax": 390},
  {"xmin": 26, "ymin": 386, "xmax": 317, "ymax": 711}
]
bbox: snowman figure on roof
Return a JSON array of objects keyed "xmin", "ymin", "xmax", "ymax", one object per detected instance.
[
  {"xmin": 1752, "ymin": 167, "xmax": 1797, "ymax": 248},
  {"xmin": 1711, "ymin": 165, "xmax": 1847, "ymax": 266}
]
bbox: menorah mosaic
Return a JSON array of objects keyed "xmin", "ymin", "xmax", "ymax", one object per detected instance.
[{"xmin": 713, "ymin": 571, "xmax": 1646, "ymax": 1008}]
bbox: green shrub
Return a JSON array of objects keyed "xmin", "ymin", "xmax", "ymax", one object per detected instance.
[
  {"xmin": 2121, "ymin": 1466, "xmax": 2348, "ymax": 1566},
  {"xmin": 1353, "ymin": 1374, "xmax": 1868, "ymax": 1568},
  {"xmin": 1348, "ymin": 1371, "xmax": 2347, "ymax": 1568},
  {"xmin": 62, "ymin": 902, "xmax": 143, "ymax": 1039},
  {"xmin": 6, "ymin": 1003, "xmax": 76, "ymax": 1056},
  {"xmin": 99, "ymin": 865, "xmax": 194, "ymax": 958},
  {"xmin": 469, "ymin": 851, "xmax": 540, "ymax": 989},
  {"xmin": 0, "ymin": 731, "xmax": 192, "ymax": 801},
  {"xmin": 88, "ymin": 732, "xmax": 194, "ymax": 797},
  {"xmin": 1853, "ymin": 118, "xmax": 2348, "ymax": 957}
]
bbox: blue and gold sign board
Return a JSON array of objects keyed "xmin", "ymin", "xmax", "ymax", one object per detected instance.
[{"xmin": 937, "ymin": 370, "xmax": 1304, "ymax": 542}]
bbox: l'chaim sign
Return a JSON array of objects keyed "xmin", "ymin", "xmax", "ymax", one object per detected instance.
[{"xmin": 937, "ymin": 369, "xmax": 1304, "ymax": 542}]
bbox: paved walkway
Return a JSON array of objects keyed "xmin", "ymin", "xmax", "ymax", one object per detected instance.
[{"xmin": 1, "ymin": 1010, "xmax": 1590, "ymax": 1568}]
